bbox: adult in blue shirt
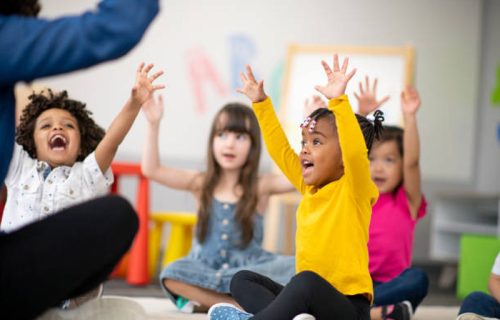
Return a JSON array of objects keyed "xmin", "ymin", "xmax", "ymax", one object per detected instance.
[{"xmin": 0, "ymin": 0, "xmax": 159, "ymax": 318}]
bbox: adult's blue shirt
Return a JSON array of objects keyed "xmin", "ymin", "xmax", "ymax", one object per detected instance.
[{"xmin": 0, "ymin": 0, "xmax": 159, "ymax": 183}]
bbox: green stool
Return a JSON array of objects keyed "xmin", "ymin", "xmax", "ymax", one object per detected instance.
[{"xmin": 458, "ymin": 234, "xmax": 500, "ymax": 299}]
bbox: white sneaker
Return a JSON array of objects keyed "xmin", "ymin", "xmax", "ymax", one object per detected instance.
[
  {"xmin": 293, "ymin": 313, "xmax": 316, "ymax": 320},
  {"xmin": 60, "ymin": 284, "xmax": 103, "ymax": 310},
  {"xmin": 456, "ymin": 313, "xmax": 499, "ymax": 320}
]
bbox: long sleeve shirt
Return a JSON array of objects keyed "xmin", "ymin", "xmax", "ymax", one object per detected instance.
[
  {"xmin": 0, "ymin": 0, "xmax": 159, "ymax": 183},
  {"xmin": 252, "ymin": 95, "xmax": 378, "ymax": 302}
]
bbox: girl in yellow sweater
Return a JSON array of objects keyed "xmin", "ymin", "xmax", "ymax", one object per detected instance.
[{"xmin": 208, "ymin": 55, "xmax": 383, "ymax": 320}]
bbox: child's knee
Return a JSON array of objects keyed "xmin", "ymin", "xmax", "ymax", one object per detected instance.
[{"xmin": 230, "ymin": 270, "xmax": 258, "ymax": 293}]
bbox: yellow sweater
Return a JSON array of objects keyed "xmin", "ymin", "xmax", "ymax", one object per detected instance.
[{"xmin": 253, "ymin": 95, "xmax": 378, "ymax": 302}]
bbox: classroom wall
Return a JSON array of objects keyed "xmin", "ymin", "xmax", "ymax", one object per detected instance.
[
  {"xmin": 37, "ymin": 0, "xmax": 482, "ymax": 182},
  {"xmin": 475, "ymin": 0, "xmax": 500, "ymax": 193},
  {"xmin": 33, "ymin": 0, "xmax": 495, "ymax": 261}
]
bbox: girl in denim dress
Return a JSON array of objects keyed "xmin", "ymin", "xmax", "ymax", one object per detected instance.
[{"xmin": 141, "ymin": 96, "xmax": 296, "ymax": 312}]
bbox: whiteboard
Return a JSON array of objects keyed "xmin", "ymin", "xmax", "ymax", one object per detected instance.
[{"xmin": 280, "ymin": 45, "xmax": 414, "ymax": 153}]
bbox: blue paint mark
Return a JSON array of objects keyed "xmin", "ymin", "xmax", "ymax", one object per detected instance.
[
  {"xmin": 497, "ymin": 123, "xmax": 500, "ymax": 144},
  {"xmin": 229, "ymin": 34, "xmax": 257, "ymax": 92}
]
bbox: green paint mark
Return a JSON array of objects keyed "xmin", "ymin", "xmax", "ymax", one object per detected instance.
[
  {"xmin": 268, "ymin": 60, "xmax": 285, "ymax": 112},
  {"xmin": 492, "ymin": 64, "xmax": 500, "ymax": 106}
]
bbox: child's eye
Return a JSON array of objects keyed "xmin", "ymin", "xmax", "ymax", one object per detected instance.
[
  {"xmin": 217, "ymin": 131, "xmax": 226, "ymax": 138},
  {"xmin": 236, "ymin": 133, "xmax": 247, "ymax": 140},
  {"xmin": 65, "ymin": 123, "xmax": 75, "ymax": 129},
  {"xmin": 40, "ymin": 124, "xmax": 50, "ymax": 129},
  {"xmin": 301, "ymin": 140, "xmax": 306, "ymax": 147},
  {"xmin": 313, "ymin": 139, "xmax": 321, "ymax": 145}
]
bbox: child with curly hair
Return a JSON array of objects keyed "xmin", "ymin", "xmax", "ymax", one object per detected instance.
[{"xmin": 0, "ymin": 62, "xmax": 164, "ymax": 308}]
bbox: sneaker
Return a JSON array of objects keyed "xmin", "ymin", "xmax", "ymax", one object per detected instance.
[
  {"xmin": 60, "ymin": 284, "xmax": 103, "ymax": 310},
  {"xmin": 293, "ymin": 313, "xmax": 316, "ymax": 320},
  {"xmin": 208, "ymin": 302, "xmax": 253, "ymax": 320},
  {"xmin": 456, "ymin": 313, "xmax": 498, "ymax": 320},
  {"xmin": 382, "ymin": 300, "xmax": 412, "ymax": 320},
  {"xmin": 175, "ymin": 296, "xmax": 201, "ymax": 313}
]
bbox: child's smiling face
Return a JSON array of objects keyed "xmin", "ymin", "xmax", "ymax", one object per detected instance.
[
  {"xmin": 33, "ymin": 108, "xmax": 81, "ymax": 168},
  {"xmin": 299, "ymin": 117, "xmax": 344, "ymax": 188},
  {"xmin": 369, "ymin": 140, "xmax": 403, "ymax": 193}
]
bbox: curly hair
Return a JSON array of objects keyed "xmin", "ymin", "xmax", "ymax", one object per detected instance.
[
  {"xmin": 16, "ymin": 90, "xmax": 105, "ymax": 161},
  {"xmin": 0, "ymin": 0, "xmax": 41, "ymax": 16}
]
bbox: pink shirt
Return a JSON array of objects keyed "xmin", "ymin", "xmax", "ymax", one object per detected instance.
[{"xmin": 368, "ymin": 186, "xmax": 427, "ymax": 282}]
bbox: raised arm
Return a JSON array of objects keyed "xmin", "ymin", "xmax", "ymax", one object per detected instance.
[
  {"xmin": 401, "ymin": 86, "xmax": 423, "ymax": 219},
  {"xmin": 140, "ymin": 95, "xmax": 202, "ymax": 193},
  {"xmin": 354, "ymin": 76, "xmax": 390, "ymax": 117},
  {"xmin": 315, "ymin": 55, "xmax": 376, "ymax": 199},
  {"xmin": 489, "ymin": 273, "xmax": 500, "ymax": 304},
  {"xmin": 237, "ymin": 65, "xmax": 304, "ymax": 192},
  {"xmin": 94, "ymin": 63, "xmax": 164, "ymax": 173},
  {"xmin": 0, "ymin": 0, "xmax": 159, "ymax": 85}
]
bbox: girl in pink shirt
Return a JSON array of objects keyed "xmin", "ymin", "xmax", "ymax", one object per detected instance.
[{"xmin": 356, "ymin": 78, "xmax": 428, "ymax": 320}]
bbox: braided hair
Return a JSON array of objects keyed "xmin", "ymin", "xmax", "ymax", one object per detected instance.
[{"xmin": 303, "ymin": 108, "xmax": 384, "ymax": 153}]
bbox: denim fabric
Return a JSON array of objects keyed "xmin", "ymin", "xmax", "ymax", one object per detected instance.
[
  {"xmin": 160, "ymin": 198, "xmax": 295, "ymax": 299},
  {"xmin": 373, "ymin": 267, "xmax": 429, "ymax": 311},
  {"xmin": 459, "ymin": 291, "xmax": 500, "ymax": 318}
]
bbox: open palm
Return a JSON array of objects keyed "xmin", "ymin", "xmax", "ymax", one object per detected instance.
[
  {"xmin": 315, "ymin": 54, "xmax": 356, "ymax": 100},
  {"xmin": 236, "ymin": 65, "xmax": 267, "ymax": 103},
  {"xmin": 132, "ymin": 63, "xmax": 165, "ymax": 106}
]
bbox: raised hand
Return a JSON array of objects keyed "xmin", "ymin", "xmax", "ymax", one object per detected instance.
[
  {"xmin": 304, "ymin": 95, "xmax": 327, "ymax": 116},
  {"xmin": 354, "ymin": 76, "xmax": 390, "ymax": 116},
  {"xmin": 142, "ymin": 94, "xmax": 164, "ymax": 125},
  {"xmin": 401, "ymin": 86, "xmax": 421, "ymax": 115},
  {"xmin": 236, "ymin": 65, "xmax": 267, "ymax": 103},
  {"xmin": 131, "ymin": 63, "xmax": 165, "ymax": 106},
  {"xmin": 314, "ymin": 54, "xmax": 356, "ymax": 100}
]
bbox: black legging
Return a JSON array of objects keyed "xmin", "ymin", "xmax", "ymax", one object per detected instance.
[
  {"xmin": 0, "ymin": 195, "xmax": 138, "ymax": 319},
  {"xmin": 231, "ymin": 270, "xmax": 370, "ymax": 320}
]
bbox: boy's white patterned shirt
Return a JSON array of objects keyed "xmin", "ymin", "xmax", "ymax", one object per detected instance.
[{"xmin": 1, "ymin": 144, "xmax": 113, "ymax": 232}]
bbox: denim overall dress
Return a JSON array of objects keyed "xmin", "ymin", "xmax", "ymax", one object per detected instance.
[{"xmin": 160, "ymin": 198, "xmax": 295, "ymax": 301}]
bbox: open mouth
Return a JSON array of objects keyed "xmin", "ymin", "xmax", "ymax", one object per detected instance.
[
  {"xmin": 373, "ymin": 177, "xmax": 386, "ymax": 185},
  {"xmin": 301, "ymin": 159, "xmax": 314, "ymax": 174},
  {"xmin": 49, "ymin": 134, "xmax": 67, "ymax": 151},
  {"xmin": 222, "ymin": 153, "xmax": 236, "ymax": 160}
]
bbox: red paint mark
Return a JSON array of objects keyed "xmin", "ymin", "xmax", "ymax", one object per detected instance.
[{"xmin": 186, "ymin": 48, "xmax": 228, "ymax": 114}]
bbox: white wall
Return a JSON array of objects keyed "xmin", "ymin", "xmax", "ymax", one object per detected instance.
[
  {"xmin": 475, "ymin": 0, "xmax": 500, "ymax": 193},
  {"xmin": 36, "ymin": 0, "xmax": 482, "ymax": 183},
  {"xmin": 33, "ymin": 0, "xmax": 497, "ymax": 260}
]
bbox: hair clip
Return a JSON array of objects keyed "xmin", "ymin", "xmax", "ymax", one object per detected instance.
[
  {"xmin": 300, "ymin": 116, "xmax": 312, "ymax": 129},
  {"xmin": 373, "ymin": 110, "xmax": 385, "ymax": 123},
  {"xmin": 308, "ymin": 119, "xmax": 317, "ymax": 132}
]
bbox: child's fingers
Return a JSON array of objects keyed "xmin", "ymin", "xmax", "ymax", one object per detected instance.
[
  {"xmin": 314, "ymin": 85, "xmax": 325, "ymax": 95},
  {"xmin": 143, "ymin": 63, "xmax": 154, "ymax": 74},
  {"xmin": 235, "ymin": 87, "xmax": 245, "ymax": 94},
  {"xmin": 358, "ymin": 81, "xmax": 364, "ymax": 95},
  {"xmin": 246, "ymin": 65, "xmax": 256, "ymax": 82},
  {"xmin": 333, "ymin": 54, "xmax": 339, "ymax": 72},
  {"xmin": 258, "ymin": 80, "xmax": 264, "ymax": 91},
  {"xmin": 354, "ymin": 92, "xmax": 360, "ymax": 101},
  {"xmin": 372, "ymin": 77, "xmax": 378, "ymax": 92},
  {"xmin": 379, "ymin": 95, "xmax": 390, "ymax": 105},
  {"xmin": 137, "ymin": 62, "xmax": 145, "ymax": 74},
  {"xmin": 321, "ymin": 60, "xmax": 333, "ymax": 77},
  {"xmin": 149, "ymin": 70, "xmax": 164, "ymax": 82},
  {"xmin": 152, "ymin": 84, "xmax": 166, "ymax": 91},
  {"xmin": 346, "ymin": 68, "xmax": 356, "ymax": 81},
  {"xmin": 240, "ymin": 71, "xmax": 248, "ymax": 83},
  {"xmin": 340, "ymin": 56, "xmax": 349, "ymax": 73}
]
